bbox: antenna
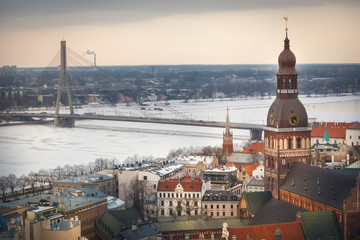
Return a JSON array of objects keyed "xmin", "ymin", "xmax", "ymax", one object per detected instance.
[{"xmin": 284, "ymin": 17, "xmax": 288, "ymax": 37}]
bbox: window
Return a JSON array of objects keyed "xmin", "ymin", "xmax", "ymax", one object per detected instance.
[
  {"xmin": 195, "ymin": 210, "xmax": 198, "ymax": 215},
  {"xmin": 186, "ymin": 201, "xmax": 190, "ymax": 206},
  {"xmin": 217, "ymin": 212, "xmax": 219, "ymax": 216},
  {"xmin": 216, "ymin": 205, "xmax": 219, "ymax": 209},
  {"xmin": 197, "ymin": 193, "xmax": 199, "ymax": 198},
  {"xmin": 288, "ymin": 138, "xmax": 292, "ymax": 149},
  {"xmin": 223, "ymin": 205, "xmax": 225, "ymax": 208},
  {"xmin": 210, "ymin": 212, "xmax": 213, "ymax": 216},
  {"xmin": 172, "ymin": 193, "xmax": 174, "ymax": 198},
  {"xmin": 143, "ymin": 176, "xmax": 147, "ymax": 180},
  {"xmin": 178, "ymin": 201, "xmax": 181, "ymax": 206},
  {"xmin": 282, "ymin": 79, "xmax": 286, "ymax": 89},
  {"xmin": 153, "ymin": 184, "xmax": 156, "ymax": 189},
  {"xmin": 297, "ymin": 138, "xmax": 301, "ymax": 149},
  {"xmin": 161, "ymin": 201, "xmax": 164, "ymax": 206},
  {"xmin": 169, "ymin": 201, "xmax": 172, "ymax": 206},
  {"xmin": 223, "ymin": 212, "xmax": 225, "ymax": 216},
  {"xmin": 211, "ymin": 205, "xmax": 213, "ymax": 209},
  {"xmin": 161, "ymin": 210, "xmax": 164, "ymax": 216},
  {"xmin": 194, "ymin": 201, "xmax": 198, "ymax": 207},
  {"xmin": 231, "ymin": 205, "xmax": 233, "ymax": 209},
  {"xmin": 168, "ymin": 193, "xmax": 170, "ymax": 198},
  {"xmin": 231, "ymin": 212, "xmax": 234, "ymax": 216},
  {"xmin": 169, "ymin": 209, "xmax": 173, "ymax": 216},
  {"xmin": 205, "ymin": 205, "xmax": 208, "ymax": 209}
]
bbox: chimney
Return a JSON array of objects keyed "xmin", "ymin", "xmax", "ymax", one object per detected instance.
[
  {"xmin": 132, "ymin": 223, "xmax": 137, "ymax": 231},
  {"xmin": 70, "ymin": 217, "xmax": 74, "ymax": 228},
  {"xmin": 59, "ymin": 198, "xmax": 63, "ymax": 205}
]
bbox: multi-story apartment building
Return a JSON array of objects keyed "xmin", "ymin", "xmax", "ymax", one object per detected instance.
[
  {"xmin": 201, "ymin": 190, "xmax": 240, "ymax": 218},
  {"xmin": 157, "ymin": 174, "xmax": 211, "ymax": 217},
  {"xmin": 53, "ymin": 173, "xmax": 117, "ymax": 197},
  {"xmin": 203, "ymin": 164, "xmax": 238, "ymax": 190}
]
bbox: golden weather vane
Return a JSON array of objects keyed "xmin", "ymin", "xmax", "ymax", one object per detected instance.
[{"xmin": 284, "ymin": 17, "xmax": 288, "ymax": 31}]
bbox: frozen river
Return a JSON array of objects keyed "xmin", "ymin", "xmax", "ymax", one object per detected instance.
[{"xmin": 0, "ymin": 95, "xmax": 359, "ymax": 176}]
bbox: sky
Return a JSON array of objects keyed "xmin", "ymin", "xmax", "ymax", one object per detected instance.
[{"xmin": 0, "ymin": 0, "xmax": 359, "ymax": 67}]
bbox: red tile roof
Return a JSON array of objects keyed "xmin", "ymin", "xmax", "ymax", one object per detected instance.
[
  {"xmin": 311, "ymin": 122, "xmax": 353, "ymax": 138},
  {"xmin": 347, "ymin": 122, "xmax": 360, "ymax": 130},
  {"xmin": 233, "ymin": 163, "xmax": 251, "ymax": 170},
  {"xmin": 157, "ymin": 174, "xmax": 203, "ymax": 192},
  {"xmin": 229, "ymin": 222, "xmax": 305, "ymax": 240},
  {"xmin": 243, "ymin": 163, "xmax": 260, "ymax": 177},
  {"xmin": 241, "ymin": 142, "xmax": 264, "ymax": 154}
]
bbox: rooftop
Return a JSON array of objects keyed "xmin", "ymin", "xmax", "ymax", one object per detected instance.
[
  {"xmin": 119, "ymin": 224, "xmax": 159, "ymax": 240},
  {"xmin": 311, "ymin": 122, "xmax": 353, "ymax": 138},
  {"xmin": 203, "ymin": 163, "xmax": 237, "ymax": 173},
  {"xmin": 247, "ymin": 178, "xmax": 264, "ymax": 187},
  {"xmin": 50, "ymin": 219, "xmax": 80, "ymax": 231},
  {"xmin": 158, "ymin": 174, "xmax": 203, "ymax": 192},
  {"xmin": 280, "ymin": 162, "xmax": 357, "ymax": 210},
  {"xmin": 0, "ymin": 188, "xmax": 108, "ymax": 212},
  {"xmin": 229, "ymin": 222, "xmax": 305, "ymax": 240},
  {"xmin": 202, "ymin": 190, "xmax": 240, "ymax": 202},
  {"xmin": 241, "ymin": 142, "xmax": 265, "ymax": 154},
  {"xmin": 153, "ymin": 217, "xmax": 248, "ymax": 232},
  {"xmin": 173, "ymin": 155, "xmax": 215, "ymax": 165},
  {"xmin": 55, "ymin": 173, "xmax": 114, "ymax": 184}
]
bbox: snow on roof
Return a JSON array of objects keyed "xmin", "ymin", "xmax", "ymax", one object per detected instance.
[
  {"xmin": 203, "ymin": 164, "xmax": 237, "ymax": 173},
  {"xmin": 174, "ymin": 155, "xmax": 214, "ymax": 165},
  {"xmin": 31, "ymin": 206, "xmax": 55, "ymax": 213},
  {"xmin": 150, "ymin": 164, "xmax": 184, "ymax": 177}
]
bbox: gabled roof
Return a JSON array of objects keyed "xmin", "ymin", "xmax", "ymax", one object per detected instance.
[
  {"xmin": 311, "ymin": 122, "xmax": 352, "ymax": 138},
  {"xmin": 280, "ymin": 162, "xmax": 356, "ymax": 210},
  {"xmin": 243, "ymin": 191, "xmax": 272, "ymax": 216},
  {"xmin": 248, "ymin": 199, "xmax": 308, "ymax": 226},
  {"xmin": 229, "ymin": 222, "xmax": 305, "ymax": 240},
  {"xmin": 243, "ymin": 163, "xmax": 261, "ymax": 177},
  {"xmin": 157, "ymin": 175, "xmax": 203, "ymax": 192},
  {"xmin": 241, "ymin": 142, "xmax": 265, "ymax": 154},
  {"xmin": 300, "ymin": 211, "xmax": 343, "ymax": 240}
]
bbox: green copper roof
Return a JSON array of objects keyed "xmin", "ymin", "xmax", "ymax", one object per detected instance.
[
  {"xmin": 300, "ymin": 211, "xmax": 343, "ymax": 240},
  {"xmin": 322, "ymin": 125, "xmax": 330, "ymax": 143},
  {"xmin": 243, "ymin": 191, "xmax": 272, "ymax": 216}
]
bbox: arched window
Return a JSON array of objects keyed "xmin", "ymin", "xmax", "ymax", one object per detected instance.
[
  {"xmin": 297, "ymin": 138, "xmax": 301, "ymax": 149},
  {"xmin": 288, "ymin": 138, "xmax": 292, "ymax": 149}
]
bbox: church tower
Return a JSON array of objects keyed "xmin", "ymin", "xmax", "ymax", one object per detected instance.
[
  {"xmin": 223, "ymin": 107, "xmax": 233, "ymax": 156},
  {"xmin": 264, "ymin": 19, "xmax": 312, "ymax": 199}
]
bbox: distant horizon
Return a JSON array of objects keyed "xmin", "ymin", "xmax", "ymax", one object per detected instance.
[{"xmin": 6, "ymin": 62, "xmax": 360, "ymax": 69}]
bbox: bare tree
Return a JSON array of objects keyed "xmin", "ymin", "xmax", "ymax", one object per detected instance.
[
  {"xmin": 127, "ymin": 178, "xmax": 151, "ymax": 217},
  {"xmin": 0, "ymin": 176, "xmax": 8, "ymax": 199},
  {"xmin": 6, "ymin": 174, "xmax": 17, "ymax": 197},
  {"xmin": 28, "ymin": 171, "xmax": 39, "ymax": 194},
  {"xmin": 16, "ymin": 174, "xmax": 28, "ymax": 196}
]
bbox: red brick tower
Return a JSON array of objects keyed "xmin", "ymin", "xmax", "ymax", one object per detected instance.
[
  {"xmin": 223, "ymin": 107, "xmax": 233, "ymax": 156},
  {"xmin": 264, "ymin": 20, "xmax": 312, "ymax": 199}
]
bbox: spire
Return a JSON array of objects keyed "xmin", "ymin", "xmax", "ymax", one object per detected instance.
[
  {"xmin": 226, "ymin": 106, "xmax": 230, "ymax": 134},
  {"xmin": 322, "ymin": 124, "xmax": 330, "ymax": 143},
  {"xmin": 284, "ymin": 17, "xmax": 289, "ymax": 49}
]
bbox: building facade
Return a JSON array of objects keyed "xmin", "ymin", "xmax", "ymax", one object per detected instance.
[
  {"xmin": 201, "ymin": 190, "xmax": 240, "ymax": 218},
  {"xmin": 157, "ymin": 174, "xmax": 210, "ymax": 217},
  {"xmin": 264, "ymin": 29, "xmax": 311, "ymax": 199}
]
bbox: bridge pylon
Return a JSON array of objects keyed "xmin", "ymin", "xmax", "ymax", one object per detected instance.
[{"xmin": 54, "ymin": 40, "xmax": 75, "ymax": 127}]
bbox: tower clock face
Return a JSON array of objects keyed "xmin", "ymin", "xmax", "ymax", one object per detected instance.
[
  {"xmin": 289, "ymin": 114, "xmax": 299, "ymax": 126},
  {"xmin": 269, "ymin": 114, "xmax": 275, "ymax": 125}
]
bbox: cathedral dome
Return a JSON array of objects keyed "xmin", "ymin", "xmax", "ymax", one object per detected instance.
[
  {"xmin": 267, "ymin": 98, "xmax": 308, "ymax": 128},
  {"xmin": 277, "ymin": 37, "xmax": 297, "ymax": 75}
]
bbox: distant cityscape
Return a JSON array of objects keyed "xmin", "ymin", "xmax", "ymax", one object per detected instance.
[{"xmin": 0, "ymin": 63, "xmax": 359, "ymax": 111}]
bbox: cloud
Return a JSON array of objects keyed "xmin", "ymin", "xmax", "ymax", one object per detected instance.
[{"xmin": 1, "ymin": 0, "xmax": 359, "ymax": 30}]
